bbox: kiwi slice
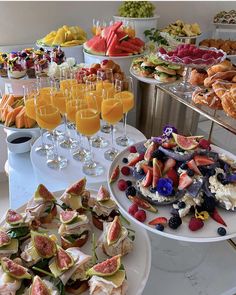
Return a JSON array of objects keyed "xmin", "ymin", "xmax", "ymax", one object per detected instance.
[{"xmin": 167, "ymin": 64, "xmax": 181, "ymax": 70}]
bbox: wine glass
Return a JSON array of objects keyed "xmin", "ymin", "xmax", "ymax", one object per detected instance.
[
  {"xmin": 101, "ymin": 95, "xmax": 123, "ymax": 161},
  {"xmin": 36, "ymin": 103, "xmax": 67, "ymax": 169},
  {"xmin": 23, "ymin": 83, "xmax": 52, "ymax": 156},
  {"xmin": 76, "ymin": 99, "xmax": 104, "ymax": 176},
  {"xmin": 114, "ymin": 77, "xmax": 135, "ymax": 146}
]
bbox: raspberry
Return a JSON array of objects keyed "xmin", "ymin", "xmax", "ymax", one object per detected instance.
[
  {"xmin": 134, "ymin": 209, "xmax": 146, "ymax": 222},
  {"xmin": 128, "ymin": 203, "xmax": 139, "ymax": 216},
  {"xmin": 129, "ymin": 146, "xmax": 137, "ymax": 153},
  {"xmin": 117, "ymin": 179, "xmax": 128, "ymax": 191},
  {"xmin": 121, "ymin": 166, "xmax": 130, "ymax": 176},
  {"xmin": 199, "ymin": 139, "xmax": 211, "ymax": 150},
  {"xmin": 189, "ymin": 217, "xmax": 204, "ymax": 231}
]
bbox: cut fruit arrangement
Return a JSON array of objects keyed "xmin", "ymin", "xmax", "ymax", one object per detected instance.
[
  {"xmin": 0, "ymin": 94, "xmax": 36, "ymax": 128},
  {"xmin": 84, "ymin": 21, "xmax": 145, "ymax": 56},
  {"xmin": 109, "ymin": 125, "xmax": 236, "ymax": 238}
]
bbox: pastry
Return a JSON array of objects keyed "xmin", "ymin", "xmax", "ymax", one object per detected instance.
[
  {"xmin": 100, "ymin": 59, "xmax": 116, "ymax": 70},
  {"xmin": 204, "ymin": 70, "xmax": 236, "ymax": 87},
  {"xmin": 230, "ymin": 84, "xmax": 236, "ymax": 97},
  {"xmin": 192, "ymin": 88, "xmax": 223, "ymax": 109},
  {"xmin": 221, "ymin": 92, "xmax": 236, "ymax": 119},
  {"xmin": 189, "ymin": 68, "xmax": 208, "ymax": 86},
  {"xmin": 207, "ymin": 60, "xmax": 234, "ymax": 77},
  {"xmin": 212, "ymin": 80, "xmax": 233, "ymax": 98}
]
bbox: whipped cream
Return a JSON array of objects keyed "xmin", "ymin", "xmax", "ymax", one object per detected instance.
[
  {"xmin": 137, "ymin": 181, "xmax": 173, "ymax": 203},
  {"xmin": 173, "ymin": 193, "xmax": 203, "ymax": 218}
]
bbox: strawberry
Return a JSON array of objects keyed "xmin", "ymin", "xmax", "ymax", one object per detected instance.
[
  {"xmin": 166, "ymin": 168, "xmax": 179, "ymax": 186},
  {"xmin": 189, "ymin": 217, "xmax": 204, "ymax": 231},
  {"xmin": 194, "ymin": 155, "xmax": 215, "ymax": 166},
  {"xmin": 178, "ymin": 172, "xmax": 193, "ymax": 190},
  {"xmin": 148, "ymin": 217, "xmax": 167, "ymax": 226},
  {"xmin": 152, "ymin": 158, "xmax": 162, "ymax": 188},
  {"xmin": 210, "ymin": 208, "xmax": 227, "ymax": 227},
  {"xmin": 163, "ymin": 158, "xmax": 176, "ymax": 174},
  {"xmin": 128, "ymin": 153, "xmax": 144, "ymax": 167},
  {"xmin": 187, "ymin": 159, "xmax": 201, "ymax": 175},
  {"xmin": 141, "ymin": 163, "xmax": 153, "ymax": 175},
  {"xmin": 199, "ymin": 139, "xmax": 211, "ymax": 150},
  {"xmin": 141, "ymin": 170, "xmax": 153, "ymax": 187}
]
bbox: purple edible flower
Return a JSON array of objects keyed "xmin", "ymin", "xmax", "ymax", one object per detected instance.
[
  {"xmin": 151, "ymin": 136, "xmax": 163, "ymax": 144},
  {"xmin": 157, "ymin": 178, "xmax": 173, "ymax": 196},
  {"xmin": 163, "ymin": 125, "xmax": 178, "ymax": 138}
]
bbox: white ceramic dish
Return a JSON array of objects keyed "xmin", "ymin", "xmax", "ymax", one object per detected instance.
[
  {"xmin": 6, "ymin": 131, "xmax": 33, "ymax": 153},
  {"xmin": 1, "ymin": 189, "xmax": 151, "ymax": 295},
  {"xmin": 108, "ymin": 142, "xmax": 236, "ymax": 243},
  {"xmin": 0, "ymin": 121, "xmax": 39, "ymax": 132}
]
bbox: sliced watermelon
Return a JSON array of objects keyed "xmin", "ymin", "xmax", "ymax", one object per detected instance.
[
  {"xmin": 121, "ymin": 40, "xmax": 142, "ymax": 53},
  {"xmin": 116, "ymin": 30, "xmax": 129, "ymax": 41},
  {"xmin": 129, "ymin": 37, "xmax": 145, "ymax": 47},
  {"xmin": 101, "ymin": 21, "xmax": 123, "ymax": 39},
  {"xmin": 107, "ymin": 35, "xmax": 121, "ymax": 55},
  {"xmin": 109, "ymin": 53, "xmax": 132, "ymax": 56},
  {"xmin": 84, "ymin": 36, "xmax": 106, "ymax": 55},
  {"xmin": 115, "ymin": 45, "xmax": 135, "ymax": 54}
]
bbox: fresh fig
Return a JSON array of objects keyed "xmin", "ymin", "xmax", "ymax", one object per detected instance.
[
  {"xmin": 34, "ymin": 184, "xmax": 55, "ymax": 202},
  {"xmin": 107, "ymin": 216, "xmax": 122, "ymax": 246},
  {"xmin": 152, "ymin": 158, "xmax": 162, "ymax": 188},
  {"xmin": 128, "ymin": 195, "xmax": 157, "ymax": 213},
  {"xmin": 0, "ymin": 229, "xmax": 11, "ymax": 247},
  {"xmin": 109, "ymin": 165, "xmax": 120, "ymax": 184},
  {"xmin": 31, "ymin": 276, "xmax": 50, "ymax": 295},
  {"xmin": 86, "ymin": 255, "xmax": 121, "ymax": 277},
  {"xmin": 1, "ymin": 257, "xmax": 31, "ymax": 279},
  {"xmin": 66, "ymin": 178, "xmax": 86, "ymax": 195},
  {"xmin": 144, "ymin": 142, "xmax": 157, "ymax": 162},
  {"xmin": 172, "ymin": 133, "xmax": 199, "ymax": 150},
  {"xmin": 6, "ymin": 209, "xmax": 23, "ymax": 225},
  {"xmin": 60, "ymin": 210, "xmax": 77, "ymax": 224},
  {"xmin": 56, "ymin": 246, "xmax": 74, "ymax": 271},
  {"xmin": 31, "ymin": 231, "xmax": 56, "ymax": 258},
  {"xmin": 97, "ymin": 185, "xmax": 110, "ymax": 202}
]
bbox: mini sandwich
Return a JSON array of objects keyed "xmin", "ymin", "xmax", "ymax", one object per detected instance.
[
  {"xmin": 60, "ymin": 178, "xmax": 90, "ymax": 213},
  {"xmin": 131, "ymin": 57, "xmax": 145, "ymax": 72},
  {"xmin": 4, "ymin": 209, "xmax": 32, "ymax": 242},
  {"xmin": 26, "ymin": 184, "xmax": 57, "ymax": 225},
  {"xmin": 139, "ymin": 61, "xmax": 156, "ymax": 77},
  {"xmin": 98, "ymin": 216, "xmax": 134, "ymax": 257},
  {"xmin": 87, "ymin": 255, "xmax": 128, "ymax": 295},
  {"xmin": 49, "ymin": 247, "xmax": 92, "ymax": 295},
  {"xmin": 154, "ymin": 65, "xmax": 177, "ymax": 82},
  {"xmin": 24, "ymin": 275, "xmax": 60, "ymax": 295},
  {"xmin": 0, "ymin": 257, "xmax": 31, "ymax": 295},
  {"xmin": 88, "ymin": 186, "xmax": 119, "ymax": 230},
  {"xmin": 58, "ymin": 211, "xmax": 91, "ymax": 249},
  {"xmin": 0, "ymin": 228, "xmax": 19, "ymax": 259}
]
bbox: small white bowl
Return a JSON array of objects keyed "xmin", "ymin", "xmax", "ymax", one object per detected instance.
[{"xmin": 6, "ymin": 131, "xmax": 33, "ymax": 154}]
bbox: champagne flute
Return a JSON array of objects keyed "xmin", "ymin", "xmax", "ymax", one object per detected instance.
[
  {"xmin": 36, "ymin": 104, "xmax": 67, "ymax": 169},
  {"xmin": 101, "ymin": 95, "xmax": 123, "ymax": 161},
  {"xmin": 76, "ymin": 99, "xmax": 104, "ymax": 176},
  {"xmin": 114, "ymin": 77, "xmax": 135, "ymax": 146},
  {"xmin": 23, "ymin": 83, "xmax": 52, "ymax": 156}
]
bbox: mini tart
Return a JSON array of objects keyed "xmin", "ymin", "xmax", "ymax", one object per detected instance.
[
  {"xmin": 65, "ymin": 280, "xmax": 89, "ymax": 294},
  {"xmin": 92, "ymin": 209, "xmax": 119, "ymax": 231}
]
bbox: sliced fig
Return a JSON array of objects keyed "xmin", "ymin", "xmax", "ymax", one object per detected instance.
[
  {"xmin": 66, "ymin": 178, "xmax": 86, "ymax": 195},
  {"xmin": 159, "ymin": 146, "xmax": 194, "ymax": 162},
  {"xmin": 97, "ymin": 185, "xmax": 110, "ymax": 202},
  {"xmin": 60, "ymin": 210, "xmax": 77, "ymax": 224},
  {"xmin": 31, "ymin": 231, "xmax": 56, "ymax": 258},
  {"xmin": 56, "ymin": 246, "xmax": 74, "ymax": 271},
  {"xmin": 6, "ymin": 209, "xmax": 23, "ymax": 225},
  {"xmin": 172, "ymin": 133, "xmax": 199, "ymax": 150},
  {"xmin": 107, "ymin": 216, "xmax": 122, "ymax": 246},
  {"xmin": 86, "ymin": 255, "xmax": 121, "ymax": 277},
  {"xmin": 144, "ymin": 142, "xmax": 157, "ymax": 162},
  {"xmin": 1, "ymin": 257, "xmax": 31, "ymax": 279},
  {"xmin": 34, "ymin": 184, "xmax": 55, "ymax": 202},
  {"xmin": 109, "ymin": 165, "xmax": 120, "ymax": 184},
  {"xmin": 31, "ymin": 276, "xmax": 50, "ymax": 295},
  {"xmin": 128, "ymin": 195, "xmax": 157, "ymax": 212},
  {"xmin": 0, "ymin": 229, "xmax": 11, "ymax": 247}
]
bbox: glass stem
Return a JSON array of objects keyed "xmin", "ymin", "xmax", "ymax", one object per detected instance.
[
  {"xmin": 87, "ymin": 136, "xmax": 93, "ymax": 162},
  {"xmin": 40, "ymin": 128, "xmax": 46, "ymax": 147},
  {"xmin": 52, "ymin": 130, "xmax": 59, "ymax": 159},
  {"xmin": 111, "ymin": 124, "xmax": 114, "ymax": 150},
  {"xmin": 184, "ymin": 67, "xmax": 191, "ymax": 87},
  {"xmin": 63, "ymin": 114, "xmax": 69, "ymax": 139},
  {"xmin": 123, "ymin": 113, "xmax": 128, "ymax": 139}
]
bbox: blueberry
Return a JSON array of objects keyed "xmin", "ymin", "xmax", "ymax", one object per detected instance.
[
  {"xmin": 221, "ymin": 179, "xmax": 229, "ymax": 185},
  {"xmin": 122, "ymin": 157, "xmax": 128, "ymax": 164},
  {"xmin": 149, "ymin": 187, "xmax": 157, "ymax": 193},
  {"xmin": 170, "ymin": 208, "xmax": 179, "ymax": 216},
  {"xmin": 217, "ymin": 173, "xmax": 224, "ymax": 182},
  {"xmin": 187, "ymin": 169, "xmax": 194, "ymax": 177},
  {"xmin": 217, "ymin": 227, "xmax": 226, "ymax": 236},
  {"xmin": 126, "ymin": 180, "xmax": 132, "ymax": 187},
  {"xmin": 180, "ymin": 163, "xmax": 188, "ymax": 170},
  {"xmin": 178, "ymin": 201, "xmax": 186, "ymax": 209},
  {"xmin": 125, "ymin": 186, "xmax": 136, "ymax": 197},
  {"xmin": 155, "ymin": 224, "xmax": 164, "ymax": 231}
]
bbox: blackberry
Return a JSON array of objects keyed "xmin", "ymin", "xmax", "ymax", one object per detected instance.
[
  {"xmin": 168, "ymin": 216, "xmax": 182, "ymax": 229},
  {"xmin": 149, "ymin": 187, "xmax": 157, "ymax": 193},
  {"xmin": 207, "ymin": 169, "xmax": 216, "ymax": 177},
  {"xmin": 217, "ymin": 173, "xmax": 224, "ymax": 182},
  {"xmin": 155, "ymin": 224, "xmax": 164, "ymax": 231},
  {"xmin": 122, "ymin": 157, "xmax": 128, "ymax": 164},
  {"xmin": 180, "ymin": 163, "xmax": 188, "ymax": 170},
  {"xmin": 152, "ymin": 149, "xmax": 165, "ymax": 160},
  {"xmin": 217, "ymin": 227, "xmax": 226, "ymax": 236},
  {"xmin": 178, "ymin": 201, "xmax": 186, "ymax": 209},
  {"xmin": 148, "ymin": 160, "xmax": 153, "ymax": 167},
  {"xmin": 126, "ymin": 180, "xmax": 132, "ymax": 187},
  {"xmin": 201, "ymin": 196, "xmax": 216, "ymax": 213},
  {"xmin": 187, "ymin": 169, "xmax": 194, "ymax": 177},
  {"xmin": 199, "ymin": 166, "xmax": 208, "ymax": 176},
  {"xmin": 125, "ymin": 186, "xmax": 136, "ymax": 197}
]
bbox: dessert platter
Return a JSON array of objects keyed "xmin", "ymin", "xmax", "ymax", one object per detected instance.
[
  {"xmin": 0, "ymin": 179, "xmax": 151, "ymax": 294},
  {"xmin": 108, "ymin": 126, "xmax": 236, "ymax": 242}
]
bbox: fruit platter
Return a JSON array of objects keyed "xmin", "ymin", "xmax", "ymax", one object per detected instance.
[
  {"xmin": 161, "ymin": 20, "xmax": 201, "ymax": 38},
  {"xmin": 108, "ymin": 125, "xmax": 236, "ymax": 242},
  {"xmin": 0, "ymin": 179, "xmax": 151, "ymax": 294}
]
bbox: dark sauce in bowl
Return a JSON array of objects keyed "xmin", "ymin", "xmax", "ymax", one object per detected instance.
[{"xmin": 10, "ymin": 136, "xmax": 31, "ymax": 144}]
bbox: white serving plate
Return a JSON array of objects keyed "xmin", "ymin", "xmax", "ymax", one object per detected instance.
[
  {"xmin": 0, "ymin": 189, "xmax": 151, "ymax": 295},
  {"xmin": 130, "ymin": 67, "xmax": 161, "ymax": 85},
  {"xmin": 108, "ymin": 142, "xmax": 236, "ymax": 243},
  {"xmin": 0, "ymin": 121, "xmax": 39, "ymax": 132}
]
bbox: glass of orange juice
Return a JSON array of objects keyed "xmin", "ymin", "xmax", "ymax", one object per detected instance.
[
  {"xmin": 23, "ymin": 83, "xmax": 52, "ymax": 156},
  {"xmin": 36, "ymin": 104, "xmax": 67, "ymax": 169},
  {"xmin": 114, "ymin": 77, "xmax": 135, "ymax": 147},
  {"xmin": 76, "ymin": 99, "xmax": 104, "ymax": 176},
  {"xmin": 101, "ymin": 96, "xmax": 123, "ymax": 161}
]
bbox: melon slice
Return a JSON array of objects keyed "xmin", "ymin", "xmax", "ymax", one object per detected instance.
[
  {"xmin": 15, "ymin": 108, "xmax": 25, "ymax": 128},
  {"xmin": 84, "ymin": 36, "xmax": 106, "ymax": 55},
  {"xmin": 107, "ymin": 35, "xmax": 121, "ymax": 56},
  {"xmin": 5, "ymin": 105, "xmax": 23, "ymax": 127},
  {"xmin": 24, "ymin": 112, "xmax": 36, "ymax": 128},
  {"xmin": 1, "ymin": 105, "xmax": 13, "ymax": 123}
]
